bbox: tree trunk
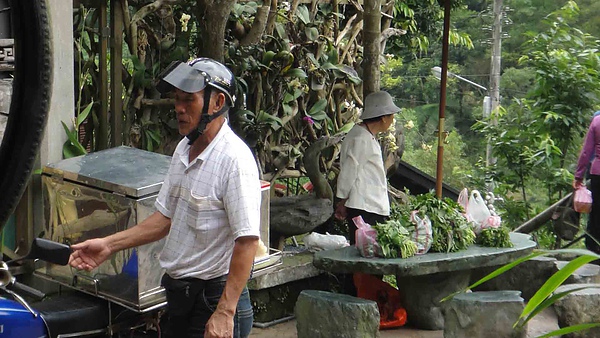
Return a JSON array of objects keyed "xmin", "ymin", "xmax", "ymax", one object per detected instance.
[
  {"xmin": 362, "ymin": 0, "xmax": 381, "ymax": 96},
  {"xmin": 195, "ymin": 0, "xmax": 237, "ymax": 62}
]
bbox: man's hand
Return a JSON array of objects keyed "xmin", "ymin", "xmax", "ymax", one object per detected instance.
[
  {"xmin": 573, "ymin": 179, "xmax": 585, "ymax": 190},
  {"xmin": 204, "ymin": 309, "xmax": 234, "ymax": 338},
  {"xmin": 68, "ymin": 238, "xmax": 112, "ymax": 271},
  {"xmin": 334, "ymin": 199, "xmax": 347, "ymax": 220}
]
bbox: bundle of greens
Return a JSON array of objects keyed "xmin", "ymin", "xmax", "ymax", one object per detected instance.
[
  {"xmin": 410, "ymin": 192, "xmax": 476, "ymax": 253},
  {"xmin": 477, "ymin": 226, "xmax": 513, "ymax": 248},
  {"xmin": 373, "ymin": 219, "xmax": 418, "ymax": 259}
]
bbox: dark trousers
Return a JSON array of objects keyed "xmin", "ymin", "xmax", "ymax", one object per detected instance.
[
  {"xmin": 161, "ymin": 274, "xmax": 253, "ymax": 338},
  {"xmin": 586, "ymin": 175, "xmax": 600, "ymax": 254},
  {"xmin": 346, "ymin": 207, "xmax": 388, "ymax": 245}
]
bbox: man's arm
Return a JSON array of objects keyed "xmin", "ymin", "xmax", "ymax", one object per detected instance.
[
  {"xmin": 70, "ymin": 211, "xmax": 171, "ymax": 271},
  {"xmin": 204, "ymin": 236, "xmax": 258, "ymax": 337}
]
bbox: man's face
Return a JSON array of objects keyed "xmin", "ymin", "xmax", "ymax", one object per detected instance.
[
  {"xmin": 173, "ymin": 89, "xmax": 206, "ymax": 136},
  {"xmin": 173, "ymin": 88, "xmax": 225, "ymax": 136}
]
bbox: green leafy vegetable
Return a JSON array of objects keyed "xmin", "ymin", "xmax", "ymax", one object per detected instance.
[{"xmin": 477, "ymin": 226, "xmax": 513, "ymax": 248}]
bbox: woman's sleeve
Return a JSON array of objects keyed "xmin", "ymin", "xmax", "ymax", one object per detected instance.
[
  {"xmin": 336, "ymin": 138, "xmax": 362, "ymax": 199},
  {"xmin": 575, "ymin": 120, "xmax": 597, "ymax": 180}
]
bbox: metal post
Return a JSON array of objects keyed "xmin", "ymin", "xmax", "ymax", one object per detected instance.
[
  {"xmin": 489, "ymin": 0, "xmax": 503, "ymax": 166},
  {"xmin": 436, "ymin": 0, "xmax": 452, "ymax": 199}
]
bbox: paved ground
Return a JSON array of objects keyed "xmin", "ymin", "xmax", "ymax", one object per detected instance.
[{"xmin": 249, "ymin": 307, "xmax": 560, "ymax": 338}]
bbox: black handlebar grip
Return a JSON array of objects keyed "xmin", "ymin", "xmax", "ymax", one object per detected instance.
[{"xmin": 10, "ymin": 281, "xmax": 46, "ymax": 301}]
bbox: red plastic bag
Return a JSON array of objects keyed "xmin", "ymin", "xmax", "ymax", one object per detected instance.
[
  {"xmin": 574, "ymin": 187, "xmax": 592, "ymax": 214},
  {"xmin": 354, "ymin": 273, "xmax": 407, "ymax": 329},
  {"xmin": 353, "ymin": 216, "xmax": 382, "ymax": 258}
]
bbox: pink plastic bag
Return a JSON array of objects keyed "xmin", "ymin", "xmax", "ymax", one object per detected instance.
[
  {"xmin": 353, "ymin": 216, "xmax": 382, "ymax": 258},
  {"xmin": 574, "ymin": 187, "xmax": 592, "ymax": 214}
]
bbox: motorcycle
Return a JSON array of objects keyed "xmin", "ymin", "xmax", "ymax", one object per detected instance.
[{"xmin": 1, "ymin": 238, "xmax": 162, "ymax": 338}]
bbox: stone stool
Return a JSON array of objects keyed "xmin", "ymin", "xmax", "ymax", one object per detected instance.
[
  {"xmin": 295, "ymin": 290, "xmax": 380, "ymax": 338},
  {"xmin": 444, "ymin": 290, "xmax": 526, "ymax": 338},
  {"xmin": 554, "ymin": 261, "xmax": 600, "ymax": 285},
  {"xmin": 553, "ymin": 283, "xmax": 600, "ymax": 338}
]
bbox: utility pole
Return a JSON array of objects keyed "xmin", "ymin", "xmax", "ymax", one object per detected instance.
[{"xmin": 488, "ymin": 0, "xmax": 503, "ymax": 168}]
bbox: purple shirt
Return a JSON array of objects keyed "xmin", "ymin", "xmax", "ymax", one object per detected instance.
[{"xmin": 575, "ymin": 115, "xmax": 600, "ymax": 179}]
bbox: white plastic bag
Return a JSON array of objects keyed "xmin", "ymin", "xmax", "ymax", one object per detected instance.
[
  {"xmin": 409, "ymin": 211, "xmax": 433, "ymax": 255},
  {"xmin": 458, "ymin": 188, "xmax": 472, "ymax": 222},
  {"xmin": 303, "ymin": 232, "xmax": 349, "ymax": 252},
  {"xmin": 468, "ymin": 190, "xmax": 500, "ymax": 234}
]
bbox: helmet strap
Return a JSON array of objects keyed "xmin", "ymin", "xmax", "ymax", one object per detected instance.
[{"xmin": 186, "ymin": 87, "xmax": 227, "ymax": 145}]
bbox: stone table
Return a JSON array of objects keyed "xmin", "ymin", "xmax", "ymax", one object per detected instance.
[{"xmin": 313, "ymin": 232, "xmax": 536, "ymax": 330}]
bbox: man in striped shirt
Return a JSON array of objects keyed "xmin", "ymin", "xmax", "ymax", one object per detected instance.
[{"xmin": 69, "ymin": 58, "xmax": 260, "ymax": 338}]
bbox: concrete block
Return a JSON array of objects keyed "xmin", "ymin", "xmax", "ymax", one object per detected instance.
[
  {"xmin": 444, "ymin": 291, "xmax": 526, "ymax": 338},
  {"xmin": 295, "ymin": 290, "xmax": 380, "ymax": 338}
]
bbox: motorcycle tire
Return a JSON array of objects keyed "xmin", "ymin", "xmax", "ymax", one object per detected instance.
[{"xmin": 0, "ymin": 0, "xmax": 52, "ymax": 229}]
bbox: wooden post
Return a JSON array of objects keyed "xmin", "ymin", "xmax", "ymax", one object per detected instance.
[
  {"xmin": 110, "ymin": 0, "xmax": 123, "ymax": 147},
  {"xmin": 97, "ymin": 0, "xmax": 109, "ymax": 149}
]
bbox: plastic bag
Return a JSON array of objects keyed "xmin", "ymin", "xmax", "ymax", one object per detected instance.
[
  {"xmin": 409, "ymin": 211, "xmax": 433, "ymax": 255},
  {"xmin": 303, "ymin": 232, "xmax": 349, "ymax": 252},
  {"xmin": 354, "ymin": 273, "xmax": 407, "ymax": 329},
  {"xmin": 467, "ymin": 189, "xmax": 501, "ymax": 234},
  {"xmin": 353, "ymin": 216, "xmax": 382, "ymax": 258},
  {"xmin": 574, "ymin": 186, "xmax": 592, "ymax": 214}
]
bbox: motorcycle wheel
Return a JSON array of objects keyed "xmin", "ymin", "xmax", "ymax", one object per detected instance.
[{"xmin": 0, "ymin": 0, "xmax": 52, "ymax": 228}]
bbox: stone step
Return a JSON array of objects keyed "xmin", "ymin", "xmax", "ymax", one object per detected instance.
[
  {"xmin": 553, "ymin": 283, "xmax": 600, "ymax": 338},
  {"xmin": 554, "ymin": 261, "xmax": 600, "ymax": 285},
  {"xmin": 295, "ymin": 290, "xmax": 380, "ymax": 338},
  {"xmin": 444, "ymin": 291, "xmax": 526, "ymax": 338}
]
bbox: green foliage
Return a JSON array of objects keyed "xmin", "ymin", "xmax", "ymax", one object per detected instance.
[
  {"xmin": 477, "ymin": 226, "xmax": 513, "ymax": 248},
  {"xmin": 372, "ymin": 220, "xmax": 418, "ymax": 259},
  {"xmin": 62, "ymin": 101, "xmax": 93, "ymax": 159},
  {"xmin": 410, "ymin": 192, "xmax": 476, "ymax": 253}
]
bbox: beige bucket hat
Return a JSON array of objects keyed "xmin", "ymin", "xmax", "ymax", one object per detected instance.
[{"xmin": 360, "ymin": 91, "xmax": 400, "ymax": 120}]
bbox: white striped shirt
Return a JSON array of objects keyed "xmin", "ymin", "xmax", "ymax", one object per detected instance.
[{"xmin": 155, "ymin": 122, "xmax": 261, "ymax": 279}]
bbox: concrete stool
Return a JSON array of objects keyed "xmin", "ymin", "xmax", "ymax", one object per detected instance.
[
  {"xmin": 295, "ymin": 290, "xmax": 380, "ymax": 338},
  {"xmin": 444, "ymin": 291, "xmax": 526, "ymax": 338},
  {"xmin": 555, "ymin": 261, "xmax": 600, "ymax": 285},
  {"xmin": 553, "ymin": 283, "xmax": 600, "ymax": 338}
]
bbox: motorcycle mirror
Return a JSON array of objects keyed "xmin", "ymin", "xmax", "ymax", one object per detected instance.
[{"xmin": 22, "ymin": 238, "xmax": 72, "ymax": 266}]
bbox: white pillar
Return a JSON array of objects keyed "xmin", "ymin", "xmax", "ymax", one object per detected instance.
[
  {"xmin": 30, "ymin": 0, "xmax": 74, "ymax": 240},
  {"xmin": 41, "ymin": 0, "xmax": 74, "ymax": 166}
]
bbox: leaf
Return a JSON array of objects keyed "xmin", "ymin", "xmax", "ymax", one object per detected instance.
[
  {"xmin": 305, "ymin": 26, "xmax": 319, "ymax": 41},
  {"xmin": 76, "ymin": 101, "xmax": 94, "ymax": 128},
  {"xmin": 516, "ymin": 285, "xmax": 593, "ymax": 329},
  {"xmin": 61, "ymin": 121, "xmax": 87, "ymax": 157},
  {"xmin": 284, "ymin": 68, "xmax": 307, "ymax": 79},
  {"xmin": 336, "ymin": 122, "xmax": 355, "ymax": 135},
  {"xmin": 296, "ymin": 5, "xmax": 310, "ymax": 25},
  {"xmin": 308, "ymin": 99, "xmax": 328, "ymax": 116},
  {"xmin": 441, "ymin": 251, "xmax": 546, "ymax": 302},
  {"xmin": 535, "ymin": 323, "xmax": 600, "ymax": 338},
  {"xmin": 520, "ymin": 254, "xmax": 599, "ymax": 323}
]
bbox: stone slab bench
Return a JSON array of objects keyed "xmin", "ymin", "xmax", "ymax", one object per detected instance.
[
  {"xmin": 553, "ymin": 283, "xmax": 600, "ymax": 338},
  {"xmin": 295, "ymin": 290, "xmax": 380, "ymax": 338},
  {"xmin": 444, "ymin": 291, "xmax": 526, "ymax": 338},
  {"xmin": 313, "ymin": 232, "xmax": 536, "ymax": 330}
]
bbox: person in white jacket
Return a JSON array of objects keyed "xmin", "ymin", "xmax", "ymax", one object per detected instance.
[{"xmin": 334, "ymin": 91, "xmax": 399, "ymax": 244}]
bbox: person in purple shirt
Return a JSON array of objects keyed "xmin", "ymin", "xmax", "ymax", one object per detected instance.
[{"xmin": 574, "ymin": 111, "xmax": 600, "ymax": 254}]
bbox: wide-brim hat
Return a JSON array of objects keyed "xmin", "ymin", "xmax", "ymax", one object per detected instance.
[{"xmin": 360, "ymin": 91, "xmax": 400, "ymax": 120}]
